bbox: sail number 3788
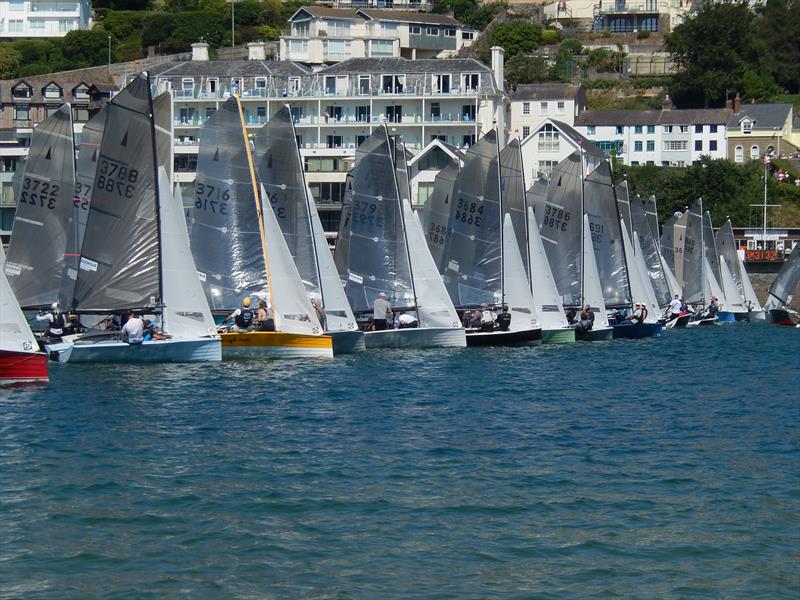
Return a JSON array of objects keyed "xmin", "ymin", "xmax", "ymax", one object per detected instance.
[{"xmin": 96, "ymin": 157, "xmax": 138, "ymax": 199}]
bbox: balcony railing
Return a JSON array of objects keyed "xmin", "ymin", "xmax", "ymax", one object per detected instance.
[{"xmin": 594, "ymin": 0, "xmax": 661, "ymax": 15}]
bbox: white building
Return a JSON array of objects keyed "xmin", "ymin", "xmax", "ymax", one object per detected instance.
[
  {"xmin": 544, "ymin": 0, "xmax": 694, "ymax": 33},
  {"xmin": 519, "ymin": 118, "xmax": 605, "ymax": 183},
  {"xmin": 280, "ymin": 6, "xmax": 476, "ymax": 65},
  {"xmin": 573, "ymin": 102, "xmax": 731, "ymax": 166},
  {"xmin": 0, "ymin": 0, "xmax": 91, "ymax": 38},
  {"xmin": 508, "ymin": 83, "xmax": 586, "ymax": 141}
]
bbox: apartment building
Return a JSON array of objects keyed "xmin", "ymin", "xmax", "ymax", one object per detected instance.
[
  {"xmin": 321, "ymin": 0, "xmax": 434, "ymax": 9},
  {"xmin": 280, "ymin": 6, "xmax": 476, "ymax": 64},
  {"xmin": 544, "ymin": 0, "xmax": 692, "ymax": 33},
  {"xmin": 508, "ymin": 83, "xmax": 586, "ymax": 141},
  {"xmin": 573, "ymin": 101, "xmax": 730, "ymax": 166},
  {"xmin": 0, "ymin": 0, "xmax": 91, "ymax": 38}
]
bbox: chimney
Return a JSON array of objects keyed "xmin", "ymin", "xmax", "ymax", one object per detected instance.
[
  {"xmin": 191, "ymin": 42, "xmax": 209, "ymax": 62},
  {"xmin": 248, "ymin": 41, "xmax": 266, "ymax": 61},
  {"xmin": 733, "ymin": 92, "xmax": 741, "ymax": 114},
  {"xmin": 491, "ymin": 46, "xmax": 504, "ymax": 91},
  {"xmin": 725, "ymin": 98, "xmax": 732, "ymax": 110},
  {"xmin": 662, "ymin": 94, "xmax": 673, "ymax": 110}
]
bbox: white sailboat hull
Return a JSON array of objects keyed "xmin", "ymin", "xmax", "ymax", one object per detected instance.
[
  {"xmin": 364, "ymin": 327, "xmax": 466, "ymax": 349},
  {"xmin": 328, "ymin": 330, "xmax": 366, "ymax": 354},
  {"xmin": 52, "ymin": 336, "xmax": 221, "ymax": 363}
]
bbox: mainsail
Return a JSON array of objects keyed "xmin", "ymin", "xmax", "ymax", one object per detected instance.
[
  {"xmin": 682, "ymin": 201, "xmax": 704, "ymax": 305},
  {"xmin": 645, "ymin": 195, "xmax": 660, "ymax": 242},
  {"xmin": 583, "ymin": 161, "xmax": 631, "ymax": 308},
  {"xmin": 630, "ymin": 194, "xmax": 671, "ymax": 306},
  {"xmin": 719, "ymin": 255, "xmax": 745, "ymax": 313},
  {"xmin": 716, "ymin": 219, "xmax": 761, "ymax": 310},
  {"xmin": 766, "ymin": 243, "xmax": 800, "ymax": 308},
  {"xmin": 189, "ymin": 96, "xmax": 267, "ymax": 310},
  {"xmin": 72, "ymin": 74, "xmax": 161, "ymax": 312},
  {"xmin": 703, "ymin": 211, "xmax": 722, "ymax": 286},
  {"xmin": 660, "ymin": 213, "xmax": 677, "ymax": 274},
  {"xmin": 525, "ymin": 176, "xmax": 549, "ymax": 219},
  {"xmin": 4, "ymin": 105, "xmax": 76, "ymax": 308},
  {"xmin": 418, "ymin": 160, "xmax": 459, "ymax": 271},
  {"xmin": 499, "ymin": 139, "xmax": 529, "ymax": 278},
  {"xmin": 672, "ymin": 210, "xmax": 689, "ymax": 286}
]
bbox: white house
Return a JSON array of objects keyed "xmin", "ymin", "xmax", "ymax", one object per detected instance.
[
  {"xmin": 0, "ymin": 0, "xmax": 91, "ymax": 38},
  {"xmin": 508, "ymin": 83, "xmax": 586, "ymax": 141}
]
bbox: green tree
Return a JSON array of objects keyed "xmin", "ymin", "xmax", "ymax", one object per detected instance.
[
  {"xmin": 506, "ymin": 54, "xmax": 549, "ymax": 86},
  {"xmin": 559, "ymin": 37, "xmax": 582, "ymax": 56},
  {"xmin": 490, "ymin": 21, "xmax": 542, "ymax": 60},
  {"xmin": 0, "ymin": 45, "xmax": 22, "ymax": 79},
  {"xmin": 433, "ymin": 0, "xmax": 506, "ymax": 30},
  {"xmin": 61, "ymin": 30, "xmax": 114, "ymax": 67},
  {"xmin": 758, "ymin": 0, "xmax": 800, "ymax": 93}
]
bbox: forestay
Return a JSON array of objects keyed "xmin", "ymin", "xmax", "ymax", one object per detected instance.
[
  {"xmin": 189, "ymin": 96, "xmax": 267, "ymax": 310},
  {"xmin": 526, "ymin": 207, "xmax": 568, "ymax": 330},
  {"xmin": 584, "ymin": 161, "xmax": 631, "ymax": 308},
  {"xmin": 0, "ymin": 245, "xmax": 39, "ymax": 354},
  {"xmin": 72, "ymin": 74, "xmax": 161, "ymax": 312},
  {"xmin": 4, "ymin": 105, "xmax": 76, "ymax": 308},
  {"xmin": 582, "ymin": 214, "xmax": 609, "ymax": 328},
  {"xmin": 536, "ymin": 152, "xmax": 582, "ymax": 308}
]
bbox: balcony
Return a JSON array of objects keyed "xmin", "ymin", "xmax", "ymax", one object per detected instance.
[
  {"xmin": 408, "ymin": 34, "xmax": 457, "ymax": 51},
  {"xmin": 29, "ymin": 1, "xmax": 81, "ymax": 15},
  {"xmin": 594, "ymin": 0, "xmax": 661, "ymax": 15}
]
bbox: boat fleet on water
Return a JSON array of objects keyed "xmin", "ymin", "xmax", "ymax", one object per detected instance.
[{"xmin": 1, "ymin": 72, "xmax": 798, "ymax": 384}]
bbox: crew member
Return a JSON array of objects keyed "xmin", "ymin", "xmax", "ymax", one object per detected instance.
[
  {"xmin": 667, "ymin": 294, "xmax": 683, "ymax": 320},
  {"xmin": 36, "ymin": 303, "xmax": 66, "ymax": 339},
  {"xmin": 256, "ymin": 299, "xmax": 275, "ymax": 332},
  {"xmin": 225, "ymin": 297, "xmax": 255, "ymax": 332},
  {"xmin": 397, "ymin": 311, "xmax": 418, "ymax": 328},
  {"xmin": 480, "ymin": 303, "xmax": 495, "ymax": 332},
  {"xmin": 373, "ymin": 292, "xmax": 392, "ymax": 331},
  {"xmin": 122, "ymin": 312, "xmax": 144, "ymax": 344},
  {"xmin": 575, "ymin": 304, "xmax": 594, "ymax": 334},
  {"xmin": 496, "ymin": 305, "xmax": 511, "ymax": 332}
]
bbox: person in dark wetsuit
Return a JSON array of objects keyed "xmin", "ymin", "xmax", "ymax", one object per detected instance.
[
  {"xmin": 35, "ymin": 303, "xmax": 66, "ymax": 339},
  {"xmin": 225, "ymin": 297, "xmax": 255, "ymax": 332},
  {"xmin": 575, "ymin": 303, "xmax": 594, "ymax": 334},
  {"xmin": 496, "ymin": 305, "xmax": 511, "ymax": 331}
]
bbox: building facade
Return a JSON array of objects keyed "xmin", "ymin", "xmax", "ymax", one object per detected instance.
[
  {"xmin": 280, "ymin": 7, "xmax": 475, "ymax": 65},
  {"xmin": 508, "ymin": 83, "xmax": 586, "ymax": 141},
  {"xmin": 0, "ymin": 0, "xmax": 91, "ymax": 38},
  {"xmin": 726, "ymin": 97, "xmax": 797, "ymax": 163}
]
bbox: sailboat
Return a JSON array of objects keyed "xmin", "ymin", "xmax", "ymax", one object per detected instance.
[
  {"xmin": 765, "ymin": 243, "xmax": 800, "ymax": 326},
  {"xmin": 716, "ymin": 219, "xmax": 764, "ymax": 321},
  {"xmin": 0, "ymin": 243, "xmax": 48, "ymax": 383},
  {"xmin": 536, "ymin": 151, "xmax": 612, "ymax": 341},
  {"xmin": 253, "ymin": 106, "xmax": 363, "ymax": 354},
  {"xmin": 3, "ymin": 105, "xmax": 77, "ymax": 310},
  {"xmin": 190, "ymin": 96, "xmax": 333, "ymax": 359},
  {"xmin": 644, "ymin": 195, "xmax": 682, "ymax": 304},
  {"xmin": 335, "ymin": 126, "xmax": 466, "ymax": 349},
  {"xmin": 421, "ymin": 131, "xmax": 540, "ymax": 346},
  {"xmin": 701, "ymin": 210, "xmax": 739, "ymax": 322},
  {"xmin": 52, "ymin": 73, "xmax": 221, "ymax": 362},
  {"xmin": 682, "ymin": 199, "xmax": 718, "ymax": 326}
]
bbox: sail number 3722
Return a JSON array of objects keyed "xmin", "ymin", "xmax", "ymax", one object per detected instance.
[{"xmin": 19, "ymin": 177, "xmax": 59, "ymax": 210}]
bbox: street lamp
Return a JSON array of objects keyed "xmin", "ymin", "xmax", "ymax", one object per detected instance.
[
  {"xmin": 227, "ymin": 0, "xmax": 239, "ymax": 49},
  {"xmin": 107, "ymin": 35, "xmax": 111, "ymax": 71}
]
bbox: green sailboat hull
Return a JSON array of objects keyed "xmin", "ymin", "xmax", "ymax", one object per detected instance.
[{"xmin": 541, "ymin": 328, "xmax": 576, "ymax": 344}]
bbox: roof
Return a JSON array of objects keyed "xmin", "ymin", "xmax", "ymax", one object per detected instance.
[
  {"xmin": 407, "ymin": 138, "xmax": 463, "ymax": 166},
  {"xmin": 0, "ymin": 73, "xmax": 118, "ymax": 103},
  {"xmin": 727, "ymin": 103, "xmax": 793, "ymax": 130},
  {"xmin": 319, "ymin": 57, "xmax": 491, "ymax": 75},
  {"xmin": 510, "ymin": 83, "xmax": 580, "ymax": 101},
  {"xmin": 575, "ymin": 108, "xmax": 732, "ymax": 126},
  {"xmin": 148, "ymin": 60, "xmax": 310, "ymax": 78},
  {"xmin": 550, "ymin": 119, "xmax": 606, "ymax": 158},
  {"xmin": 290, "ymin": 6, "xmax": 360, "ymax": 21},
  {"xmin": 357, "ymin": 9, "xmax": 462, "ymax": 26}
]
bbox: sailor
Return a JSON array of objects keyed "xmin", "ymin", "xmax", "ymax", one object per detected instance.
[
  {"xmin": 122, "ymin": 312, "xmax": 145, "ymax": 344},
  {"xmin": 372, "ymin": 292, "xmax": 392, "ymax": 331},
  {"xmin": 36, "ymin": 302, "xmax": 66, "ymax": 339},
  {"xmin": 225, "ymin": 297, "xmax": 255, "ymax": 332},
  {"xmin": 496, "ymin": 305, "xmax": 512, "ymax": 332},
  {"xmin": 480, "ymin": 303, "xmax": 495, "ymax": 332},
  {"xmin": 576, "ymin": 303, "xmax": 594, "ymax": 334},
  {"xmin": 256, "ymin": 299, "xmax": 275, "ymax": 332},
  {"xmin": 565, "ymin": 307, "xmax": 578, "ymax": 325},
  {"xmin": 627, "ymin": 303, "xmax": 644, "ymax": 324},
  {"xmin": 311, "ymin": 297, "xmax": 326, "ymax": 330},
  {"xmin": 667, "ymin": 294, "xmax": 683, "ymax": 320},
  {"xmin": 397, "ymin": 311, "xmax": 418, "ymax": 329},
  {"xmin": 707, "ymin": 296, "xmax": 719, "ymax": 317}
]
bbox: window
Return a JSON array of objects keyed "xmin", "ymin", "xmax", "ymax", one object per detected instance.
[
  {"xmin": 254, "ymin": 77, "xmax": 267, "ymax": 92},
  {"xmin": 538, "ymin": 124, "xmax": 560, "ymax": 152},
  {"xmin": 750, "ymin": 145, "xmax": 759, "ymax": 159},
  {"xmin": 662, "ymin": 161, "xmax": 670, "ymax": 166},
  {"xmin": 288, "ymin": 77, "xmax": 300, "ymax": 95},
  {"xmin": 309, "ymin": 182, "xmax": 346, "ymax": 204},
  {"xmin": 735, "ymin": 145, "xmax": 744, "ymax": 162},
  {"xmin": 356, "ymin": 105, "xmax": 370, "ymax": 122},
  {"xmin": 207, "ymin": 78, "xmax": 218, "ymax": 94},
  {"xmin": 326, "ymin": 39, "xmax": 351, "ymax": 60},
  {"xmin": 385, "ymin": 105, "xmax": 402, "ymax": 123},
  {"xmin": 462, "ymin": 73, "xmax": 479, "ymax": 92},
  {"xmin": 663, "ymin": 125, "xmax": 673, "ymax": 133},
  {"xmin": 634, "ymin": 141, "xmax": 643, "ymax": 152},
  {"xmin": 174, "ymin": 155, "xmax": 198, "ymax": 173},
  {"xmin": 43, "ymin": 85, "xmax": 61, "ymax": 99},
  {"xmin": 556, "ymin": 101, "xmax": 565, "ymax": 114},
  {"xmin": 537, "ymin": 160, "xmax": 558, "ymax": 178},
  {"xmin": 358, "ymin": 75, "xmax": 370, "ymax": 95},
  {"xmin": 462, "ymin": 31, "xmax": 474, "ymax": 40},
  {"xmin": 288, "ymin": 39, "xmax": 308, "ymax": 58},
  {"xmin": 444, "ymin": 28, "xmax": 456, "ymax": 37},
  {"xmin": 417, "ymin": 147, "xmax": 451, "ymax": 171},
  {"xmin": 9, "ymin": 0, "xmax": 24, "ymax": 10},
  {"xmin": 522, "ymin": 102, "xmax": 530, "ymax": 116},
  {"xmin": 695, "ymin": 140, "xmax": 702, "ymax": 151},
  {"xmin": 292, "ymin": 21, "xmax": 310, "ymax": 36},
  {"xmin": 427, "ymin": 27, "xmax": 439, "ymax": 36},
  {"xmin": 634, "ymin": 125, "xmax": 643, "ymax": 134},
  {"xmin": 430, "ymin": 102, "xmax": 441, "ymax": 120},
  {"xmin": 432, "ymin": 74, "xmax": 451, "ymax": 94},
  {"xmin": 179, "ymin": 107, "xmax": 196, "ymax": 124},
  {"xmin": 8, "ymin": 20, "xmax": 23, "ymax": 33},
  {"xmin": 615, "ymin": 125, "xmax": 624, "ymax": 135},
  {"xmin": 695, "ymin": 124, "xmax": 703, "ymax": 133},
  {"xmin": 741, "ymin": 120, "xmax": 752, "ymax": 134},
  {"xmin": 462, "ymin": 134, "xmax": 476, "ymax": 147},
  {"xmin": 206, "ymin": 107, "xmax": 216, "ymax": 119},
  {"xmin": 324, "ymin": 106, "xmax": 343, "ymax": 121},
  {"xmin": 73, "ymin": 85, "xmax": 89, "ymax": 100},
  {"xmin": 328, "ymin": 20, "xmax": 350, "ymax": 36},
  {"xmin": 709, "ymin": 140, "xmax": 717, "ymax": 151},
  {"xmin": 370, "ymin": 39, "xmax": 393, "ymax": 58},
  {"xmin": 679, "ymin": 125, "xmax": 688, "ymax": 133},
  {"xmin": 539, "ymin": 101, "xmax": 548, "ymax": 115},
  {"xmin": 709, "ymin": 125, "xmax": 718, "ymax": 133},
  {"xmin": 587, "ymin": 126, "xmax": 596, "ymax": 135},
  {"xmin": 663, "ymin": 140, "xmax": 687, "ymax": 151},
  {"xmin": 410, "ymin": 25, "xmax": 421, "ymax": 34},
  {"xmin": 647, "ymin": 140, "xmax": 655, "ymax": 152},
  {"xmin": 522, "ymin": 126, "xmax": 530, "ymax": 138},
  {"xmin": 29, "ymin": 21, "xmax": 45, "ymax": 30},
  {"xmin": 462, "ymin": 104, "xmax": 476, "ymax": 121},
  {"xmin": 382, "ymin": 22, "xmax": 398, "ymax": 34},
  {"xmin": 181, "ymin": 78, "xmax": 194, "ymax": 92},
  {"xmin": 14, "ymin": 106, "xmax": 30, "ymax": 121},
  {"xmin": 305, "ymin": 157, "xmax": 350, "ymax": 173},
  {"xmin": 596, "ymin": 140, "xmax": 623, "ymax": 153},
  {"xmin": 326, "ymin": 135, "xmax": 343, "ymax": 149},
  {"xmin": 647, "ymin": 125, "xmax": 655, "ymax": 134},
  {"xmin": 12, "ymin": 85, "xmax": 31, "ymax": 99}
]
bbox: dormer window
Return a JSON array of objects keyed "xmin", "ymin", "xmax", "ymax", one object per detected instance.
[
  {"xmin": 73, "ymin": 84, "xmax": 90, "ymax": 100},
  {"xmin": 741, "ymin": 120, "xmax": 752, "ymax": 134},
  {"xmin": 43, "ymin": 83, "xmax": 62, "ymax": 99},
  {"xmin": 292, "ymin": 21, "xmax": 310, "ymax": 37},
  {"xmin": 12, "ymin": 83, "xmax": 32, "ymax": 99}
]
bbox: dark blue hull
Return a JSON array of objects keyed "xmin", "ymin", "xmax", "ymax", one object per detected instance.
[
  {"xmin": 611, "ymin": 322, "xmax": 662, "ymax": 339},
  {"xmin": 717, "ymin": 311, "xmax": 736, "ymax": 322}
]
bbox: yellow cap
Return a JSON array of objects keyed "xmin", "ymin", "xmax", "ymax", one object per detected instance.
[{"xmin": 242, "ymin": 297, "xmax": 251, "ymax": 307}]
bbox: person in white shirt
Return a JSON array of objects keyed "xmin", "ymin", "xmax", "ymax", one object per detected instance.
[
  {"xmin": 667, "ymin": 295, "xmax": 683, "ymax": 320},
  {"xmin": 36, "ymin": 303, "xmax": 66, "ymax": 338},
  {"xmin": 372, "ymin": 292, "xmax": 392, "ymax": 331},
  {"xmin": 480, "ymin": 303, "xmax": 495, "ymax": 332},
  {"xmin": 397, "ymin": 311, "xmax": 418, "ymax": 329},
  {"xmin": 122, "ymin": 312, "xmax": 145, "ymax": 344}
]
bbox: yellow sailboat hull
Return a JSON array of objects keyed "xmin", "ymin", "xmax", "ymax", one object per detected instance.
[{"xmin": 220, "ymin": 332, "xmax": 334, "ymax": 359}]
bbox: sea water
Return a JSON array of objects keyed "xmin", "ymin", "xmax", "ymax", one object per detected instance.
[{"xmin": 1, "ymin": 324, "xmax": 798, "ymax": 598}]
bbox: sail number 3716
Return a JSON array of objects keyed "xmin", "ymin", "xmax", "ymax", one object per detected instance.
[{"xmin": 194, "ymin": 182, "xmax": 230, "ymax": 214}]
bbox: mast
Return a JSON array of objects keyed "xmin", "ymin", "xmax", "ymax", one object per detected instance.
[
  {"xmin": 699, "ymin": 197, "xmax": 705, "ymax": 305},
  {"xmin": 145, "ymin": 72, "xmax": 166, "ymax": 329},
  {"xmin": 391, "ymin": 132, "xmax": 420, "ymax": 323},
  {"xmin": 578, "ymin": 143, "xmax": 586, "ymax": 307},
  {"xmin": 235, "ymin": 94, "xmax": 275, "ymax": 316},
  {"xmin": 494, "ymin": 130, "xmax": 505, "ymax": 307},
  {"xmin": 610, "ymin": 166, "xmax": 633, "ymax": 310}
]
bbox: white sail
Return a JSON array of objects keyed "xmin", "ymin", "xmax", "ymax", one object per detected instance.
[
  {"xmin": 582, "ymin": 214, "xmax": 609, "ymax": 328},
  {"xmin": 719, "ymin": 255, "xmax": 746, "ymax": 314},
  {"xmin": 673, "ymin": 210, "xmax": 689, "ymax": 287},
  {"xmin": 621, "ymin": 219, "xmax": 659, "ymax": 322},
  {"xmin": 661, "ymin": 253, "xmax": 682, "ymax": 300},
  {"xmin": 703, "ymin": 255, "xmax": 725, "ymax": 308},
  {"xmin": 738, "ymin": 255, "xmax": 762, "ymax": 310},
  {"xmin": 307, "ymin": 185, "xmax": 358, "ymax": 333},
  {"xmin": 157, "ymin": 168, "xmax": 217, "ymax": 339},
  {"xmin": 260, "ymin": 185, "xmax": 322, "ymax": 335},
  {"xmin": 526, "ymin": 207, "xmax": 569, "ymax": 330},
  {"xmin": 402, "ymin": 199, "xmax": 461, "ymax": 329},
  {"xmin": 0, "ymin": 243, "xmax": 39, "ymax": 354},
  {"xmin": 502, "ymin": 213, "xmax": 539, "ymax": 332},
  {"xmin": 633, "ymin": 230, "xmax": 661, "ymax": 322}
]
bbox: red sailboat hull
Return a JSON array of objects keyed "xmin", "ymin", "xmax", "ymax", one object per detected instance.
[{"xmin": 0, "ymin": 350, "xmax": 49, "ymax": 384}]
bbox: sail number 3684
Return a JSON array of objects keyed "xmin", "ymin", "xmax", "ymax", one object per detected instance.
[
  {"xmin": 96, "ymin": 157, "xmax": 138, "ymax": 199},
  {"xmin": 455, "ymin": 198, "xmax": 483, "ymax": 226}
]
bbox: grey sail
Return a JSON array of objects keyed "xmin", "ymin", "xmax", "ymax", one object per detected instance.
[
  {"xmin": 334, "ymin": 126, "xmax": 414, "ymax": 313},
  {"xmin": 660, "ymin": 213, "xmax": 677, "ymax": 273},
  {"xmin": 419, "ymin": 159, "xmax": 459, "ymax": 271},
  {"xmin": 584, "ymin": 161, "xmax": 631, "ymax": 308},
  {"xmin": 70, "ymin": 106, "xmax": 107, "ymax": 295},
  {"xmin": 499, "ymin": 139, "xmax": 528, "ymax": 278},
  {"xmin": 4, "ymin": 105, "xmax": 76, "ymax": 308},
  {"xmin": 536, "ymin": 151, "xmax": 583, "ymax": 308},
  {"xmin": 392, "ymin": 137, "xmax": 412, "ymax": 209},
  {"xmin": 630, "ymin": 194, "xmax": 671, "ymax": 306},
  {"xmin": 189, "ymin": 96, "xmax": 266, "ymax": 310},
  {"xmin": 334, "ymin": 173, "xmax": 354, "ymax": 283},
  {"xmin": 682, "ymin": 200, "xmax": 705, "ymax": 305},
  {"xmin": 253, "ymin": 105, "xmax": 320, "ymax": 298},
  {"xmin": 72, "ymin": 74, "xmax": 161, "ymax": 312},
  {"xmin": 645, "ymin": 195, "xmax": 660, "ymax": 240},
  {"xmin": 767, "ymin": 243, "xmax": 800, "ymax": 306},
  {"xmin": 715, "ymin": 220, "xmax": 743, "ymax": 297},
  {"xmin": 703, "ymin": 211, "xmax": 721, "ymax": 285},
  {"xmin": 153, "ymin": 91, "xmax": 174, "ymax": 179},
  {"xmin": 441, "ymin": 130, "xmax": 502, "ymax": 307},
  {"xmin": 525, "ymin": 176, "xmax": 549, "ymax": 218},
  {"xmin": 616, "ymin": 180, "xmax": 633, "ymax": 241}
]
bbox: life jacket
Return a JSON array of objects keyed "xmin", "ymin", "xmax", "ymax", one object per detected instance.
[
  {"xmin": 496, "ymin": 312, "xmax": 511, "ymax": 331},
  {"xmin": 50, "ymin": 311, "xmax": 65, "ymax": 333},
  {"xmin": 640, "ymin": 306, "xmax": 648, "ymax": 322},
  {"xmin": 235, "ymin": 307, "xmax": 254, "ymax": 328}
]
